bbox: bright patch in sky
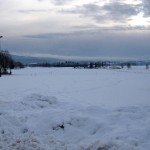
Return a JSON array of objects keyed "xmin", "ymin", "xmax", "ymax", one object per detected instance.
[{"xmin": 129, "ymin": 12, "xmax": 150, "ymax": 26}]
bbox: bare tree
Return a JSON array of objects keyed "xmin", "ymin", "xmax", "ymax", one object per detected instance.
[
  {"xmin": 146, "ymin": 64, "xmax": 149, "ymax": 69},
  {"xmin": 0, "ymin": 50, "xmax": 14, "ymax": 75}
]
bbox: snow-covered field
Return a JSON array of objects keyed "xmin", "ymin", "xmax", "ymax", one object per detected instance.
[{"xmin": 0, "ymin": 67, "xmax": 150, "ymax": 150}]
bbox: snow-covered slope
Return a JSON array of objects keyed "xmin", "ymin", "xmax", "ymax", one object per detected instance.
[{"xmin": 0, "ymin": 67, "xmax": 150, "ymax": 150}]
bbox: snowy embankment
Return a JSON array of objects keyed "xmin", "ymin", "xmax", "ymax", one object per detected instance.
[{"xmin": 0, "ymin": 67, "xmax": 150, "ymax": 150}]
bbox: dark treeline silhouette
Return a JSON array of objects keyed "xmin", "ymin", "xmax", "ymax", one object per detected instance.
[
  {"xmin": 146, "ymin": 64, "xmax": 149, "ymax": 69},
  {"xmin": 29, "ymin": 61, "xmax": 141, "ymax": 69},
  {"xmin": 0, "ymin": 50, "xmax": 13, "ymax": 76},
  {"xmin": 0, "ymin": 50, "xmax": 24, "ymax": 77},
  {"xmin": 29, "ymin": 61, "xmax": 109, "ymax": 68}
]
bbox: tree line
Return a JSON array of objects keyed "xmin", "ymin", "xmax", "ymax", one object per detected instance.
[
  {"xmin": 28, "ymin": 61, "xmax": 135, "ymax": 69},
  {"xmin": 29, "ymin": 61, "xmax": 149, "ymax": 69},
  {"xmin": 0, "ymin": 50, "xmax": 24, "ymax": 77}
]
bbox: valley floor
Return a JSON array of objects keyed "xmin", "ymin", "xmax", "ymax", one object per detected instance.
[{"xmin": 0, "ymin": 67, "xmax": 150, "ymax": 150}]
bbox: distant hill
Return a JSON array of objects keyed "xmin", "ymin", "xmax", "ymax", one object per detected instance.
[
  {"xmin": 11, "ymin": 54, "xmax": 150, "ymax": 66},
  {"xmin": 11, "ymin": 55, "xmax": 65, "ymax": 65}
]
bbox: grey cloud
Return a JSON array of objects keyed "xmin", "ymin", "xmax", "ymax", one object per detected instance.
[
  {"xmin": 142, "ymin": 0, "xmax": 150, "ymax": 16},
  {"xmin": 31, "ymin": 0, "xmax": 150, "ymax": 18},
  {"xmin": 61, "ymin": 4, "xmax": 106, "ymax": 22},
  {"xmin": 23, "ymin": 25, "xmax": 150, "ymax": 40},
  {"xmin": 23, "ymin": 31, "xmax": 93, "ymax": 39},
  {"xmin": 52, "ymin": 0, "xmax": 72, "ymax": 5},
  {"xmin": 72, "ymin": 25, "xmax": 150, "ymax": 31},
  {"xmin": 102, "ymin": 2, "xmax": 140, "ymax": 21},
  {"xmin": 61, "ymin": 2, "xmax": 141, "ymax": 22},
  {"xmin": 40, "ymin": 0, "xmax": 75, "ymax": 5},
  {"xmin": 18, "ymin": 9, "xmax": 50, "ymax": 14},
  {"xmin": 24, "ymin": 33, "xmax": 72, "ymax": 39}
]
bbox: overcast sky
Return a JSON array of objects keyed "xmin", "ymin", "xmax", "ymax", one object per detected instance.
[{"xmin": 0, "ymin": 0, "xmax": 150, "ymax": 60}]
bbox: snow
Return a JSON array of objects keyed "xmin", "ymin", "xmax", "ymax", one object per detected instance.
[{"xmin": 0, "ymin": 66, "xmax": 150, "ymax": 149}]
